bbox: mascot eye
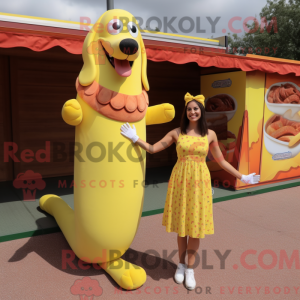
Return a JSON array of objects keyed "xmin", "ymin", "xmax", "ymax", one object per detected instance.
[
  {"xmin": 113, "ymin": 23, "xmax": 121, "ymax": 30},
  {"xmin": 107, "ymin": 19, "xmax": 123, "ymax": 35},
  {"xmin": 127, "ymin": 22, "xmax": 139, "ymax": 38}
]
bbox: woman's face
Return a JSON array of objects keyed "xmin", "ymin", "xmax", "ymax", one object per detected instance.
[{"xmin": 186, "ymin": 101, "xmax": 201, "ymax": 122}]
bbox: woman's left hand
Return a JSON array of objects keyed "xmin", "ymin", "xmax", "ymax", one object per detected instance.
[{"xmin": 241, "ymin": 173, "xmax": 260, "ymax": 184}]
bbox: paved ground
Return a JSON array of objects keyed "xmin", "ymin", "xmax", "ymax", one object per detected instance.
[
  {"xmin": 0, "ymin": 185, "xmax": 299, "ymax": 300},
  {"xmin": 1, "ymin": 167, "xmax": 299, "ymax": 243}
]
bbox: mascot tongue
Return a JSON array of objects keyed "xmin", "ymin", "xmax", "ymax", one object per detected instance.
[{"xmin": 114, "ymin": 58, "xmax": 132, "ymax": 77}]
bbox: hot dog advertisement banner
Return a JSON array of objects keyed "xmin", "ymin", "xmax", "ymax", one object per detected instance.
[
  {"xmin": 260, "ymin": 73, "xmax": 300, "ymax": 182},
  {"xmin": 201, "ymin": 71, "xmax": 246, "ymax": 188}
]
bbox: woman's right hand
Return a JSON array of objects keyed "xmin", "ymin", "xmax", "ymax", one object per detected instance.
[
  {"xmin": 120, "ymin": 123, "xmax": 140, "ymax": 143},
  {"xmin": 121, "ymin": 125, "xmax": 178, "ymax": 154}
]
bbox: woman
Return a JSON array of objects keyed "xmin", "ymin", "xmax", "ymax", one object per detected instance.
[{"xmin": 120, "ymin": 93, "xmax": 260, "ymax": 290}]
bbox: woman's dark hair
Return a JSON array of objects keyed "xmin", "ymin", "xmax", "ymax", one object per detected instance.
[{"xmin": 180, "ymin": 100, "xmax": 208, "ymax": 137}]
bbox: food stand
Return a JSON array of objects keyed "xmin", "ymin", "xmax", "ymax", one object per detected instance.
[{"xmin": 0, "ymin": 12, "xmax": 299, "ymax": 190}]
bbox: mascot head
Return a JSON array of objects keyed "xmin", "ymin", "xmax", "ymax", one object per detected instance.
[{"xmin": 79, "ymin": 9, "xmax": 149, "ymax": 93}]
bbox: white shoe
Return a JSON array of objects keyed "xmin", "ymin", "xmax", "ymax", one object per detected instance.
[
  {"xmin": 174, "ymin": 263, "xmax": 186, "ymax": 284},
  {"xmin": 185, "ymin": 268, "xmax": 196, "ymax": 290}
]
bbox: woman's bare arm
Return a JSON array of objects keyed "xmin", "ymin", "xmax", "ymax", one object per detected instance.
[
  {"xmin": 136, "ymin": 129, "xmax": 179, "ymax": 154},
  {"xmin": 209, "ymin": 130, "xmax": 243, "ymax": 180}
]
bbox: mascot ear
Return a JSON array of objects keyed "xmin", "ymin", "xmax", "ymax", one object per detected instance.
[
  {"xmin": 140, "ymin": 35, "xmax": 149, "ymax": 91},
  {"xmin": 79, "ymin": 24, "xmax": 98, "ymax": 86}
]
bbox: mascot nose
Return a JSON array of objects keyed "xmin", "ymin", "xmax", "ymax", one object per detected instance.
[{"xmin": 119, "ymin": 39, "xmax": 139, "ymax": 55}]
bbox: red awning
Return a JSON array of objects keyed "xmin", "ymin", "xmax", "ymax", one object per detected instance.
[
  {"xmin": 1, "ymin": 30, "xmax": 300, "ymax": 76},
  {"xmin": 0, "ymin": 31, "xmax": 83, "ymax": 54},
  {"xmin": 145, "ymin": 47, "xmax": 300, "ymax": 76}
]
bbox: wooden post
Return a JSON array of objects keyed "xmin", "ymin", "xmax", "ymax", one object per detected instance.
[{"xmin": 107, "ymin": 0, "xmax": 114, "ymax": 10}]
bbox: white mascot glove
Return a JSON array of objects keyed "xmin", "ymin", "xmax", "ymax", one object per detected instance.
[
  {"xmin": 120, "ymin": 123, "xmax": 139, "ymax": 143},
  {"xmin": 241, "ymin": 173, "xmax": 260, "ymax": 184}
]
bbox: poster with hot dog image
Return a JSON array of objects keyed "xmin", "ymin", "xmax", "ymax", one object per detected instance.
[
  {"xmin": 260, "ymin": 73, "xmax": 300, "ymax": 182},
  {"xmin": 201, "ymin": 71, "xmax": 246, "ymax": 188}
]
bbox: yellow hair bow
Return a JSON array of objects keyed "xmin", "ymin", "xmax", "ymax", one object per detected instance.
[{"xmin": 184, "ymin": 93, "xmax": 205, "ymax": 107}]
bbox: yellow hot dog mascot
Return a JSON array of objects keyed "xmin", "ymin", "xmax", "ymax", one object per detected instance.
[{"xmin": 39, "ymin": 9, "xmax": 175, "ymax": 290}]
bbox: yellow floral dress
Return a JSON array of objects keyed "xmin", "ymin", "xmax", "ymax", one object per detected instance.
[{"xmin": 162, "ymin": 133, "xmax": 214, "ymax": 238}]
